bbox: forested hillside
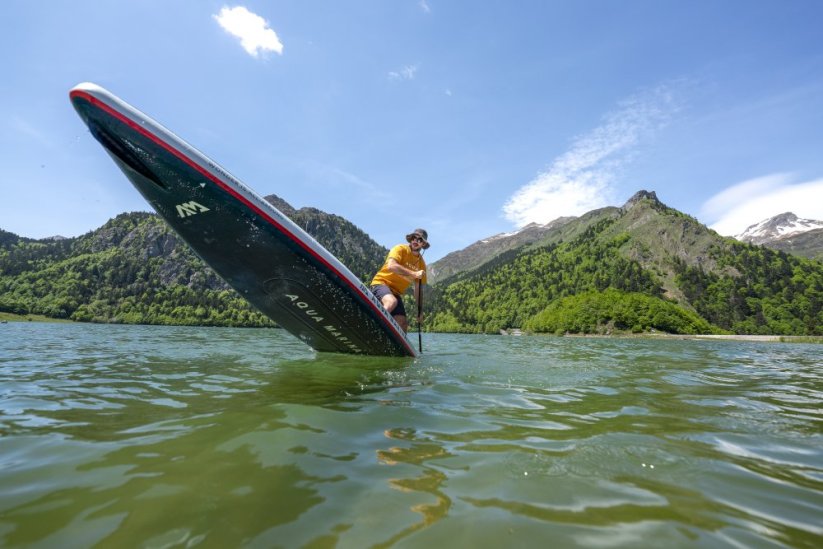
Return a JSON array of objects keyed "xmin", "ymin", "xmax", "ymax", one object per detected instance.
[
  {"xmin": 0, "ymin": 196, "xmax": 388, "ymax": 327},
  {"xmin": 1, "ymin": 213, "xmax": 248, "ymax": 325},
  {"xmin": 2, "ymin": 190, "xmax": 820, "ymax": 336},
  {"xmin": 427, "ymin": 192, "xmax": 822, "ymax": 336}
]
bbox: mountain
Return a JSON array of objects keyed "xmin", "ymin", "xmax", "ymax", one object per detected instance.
[
  {"xmin": 734, "ymin": 212, "xmax": 823, "ymax": 260},
  {"xmin": 430, "ymin": 191, "xmax": 682, "ymax": 285},
  {"xmin": 428, "ymin": 217, "xmax": 575, "ymax": 283},
  {"xmin": 0, "ymin": 196, "xmax": 387, "ymax": 326},
  {"xmin": 427, "ymin": 191, "xmax": 822, "ymax": 336}
]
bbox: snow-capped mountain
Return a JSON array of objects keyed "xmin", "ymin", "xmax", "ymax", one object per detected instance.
[{"xmin": 735, "ymin": 213, "xmax": 823, "ymax": 245}]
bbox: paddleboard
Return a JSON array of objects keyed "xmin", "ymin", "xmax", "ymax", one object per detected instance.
[{"xmin": 69, "ymin": 82, "xmax": 418, "ymax": 357}]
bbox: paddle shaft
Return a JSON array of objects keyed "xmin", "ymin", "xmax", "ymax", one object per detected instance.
[{"xmin": 416, "ymin": 279, "xmax": 423, "ymax": 353}]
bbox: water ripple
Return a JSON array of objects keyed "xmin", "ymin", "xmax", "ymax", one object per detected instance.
[{"xmin": 0, "ymin": 325, "xmax": 821, "ymax": 547}]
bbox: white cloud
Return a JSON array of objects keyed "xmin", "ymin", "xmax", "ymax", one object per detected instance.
[
  {"xmin": 214, "ymin": 6, "xmax": 283, "ymax": 57},
  {"xmin": 702, "ymin": 174, "xmax": 823, "ymax": 236},
  {"xmin": 419, "ymin": 1, "xmax": 431, "ymax": 14},
  {"xmin": 389, "ymin": 64, "xmax": 418, "ymax": 81},
  {"xmin": 503, "ymin": 84, "xmax": 681, "ymax": 227}
]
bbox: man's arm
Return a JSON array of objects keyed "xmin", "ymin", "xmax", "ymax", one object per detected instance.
[{"xmin": 386, "ymin": 258, "xmax": 425, "ymax": 280}]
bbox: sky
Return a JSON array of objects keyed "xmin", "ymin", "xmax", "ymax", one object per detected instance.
[{"xmin": 2, "ymin": 1, "xmax": 823, "ymax": 262}]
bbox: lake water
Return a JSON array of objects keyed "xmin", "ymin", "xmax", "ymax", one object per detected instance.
[{"xmin": 0, "ymin": 323, "xmax": 820, "ymax": 548}]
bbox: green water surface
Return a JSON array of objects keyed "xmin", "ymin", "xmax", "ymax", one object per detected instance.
[{"xmin": 0, "ymin": 323, "xmax": 821, "ymax": 548}]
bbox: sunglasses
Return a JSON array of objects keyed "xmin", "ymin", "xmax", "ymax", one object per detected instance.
[{"xmin": 411, "ymin": 236, "xmax": 427, "ymax": 243}]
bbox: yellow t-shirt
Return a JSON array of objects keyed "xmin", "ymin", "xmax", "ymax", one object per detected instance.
[{"xmin": 371, "ymin": 244, "xmax": 427, "ymax": 295}]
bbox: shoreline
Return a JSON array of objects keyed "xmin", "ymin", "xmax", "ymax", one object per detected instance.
[
  {"xmin": 3, "ymin": 313, "xmax": 820, "ymax": 343},
  {"xmin": 501, "ymin": 329, "xmax": 822, "ymax": 344},
  {"xmin": 634, "ymin": 333, "xmax": 822, "ymax": 343}
]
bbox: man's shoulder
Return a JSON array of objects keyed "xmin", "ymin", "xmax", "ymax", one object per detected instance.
[{"xmin": 388, "ymin": 243, "xmax": 409, "ymax": 256}]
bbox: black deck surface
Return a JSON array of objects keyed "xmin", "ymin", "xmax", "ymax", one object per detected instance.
[{"xmin": 70, "ymin": 84, "xmax": 417, "ymax": 357}]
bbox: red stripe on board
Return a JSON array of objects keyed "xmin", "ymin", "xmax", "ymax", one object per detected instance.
[{"xmin": 70, "ymin": 89, "xmax": 415, "ymax": 356}]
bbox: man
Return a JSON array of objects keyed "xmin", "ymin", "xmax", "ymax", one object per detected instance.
[{"xmin": 370, "ymin": 228, "xmax": 429, "ymax": 332}]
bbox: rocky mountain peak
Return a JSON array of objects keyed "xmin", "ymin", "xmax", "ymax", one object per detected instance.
[{"xmin": 622, "ymin": 190, "xmax": 661, "ymax": 211}]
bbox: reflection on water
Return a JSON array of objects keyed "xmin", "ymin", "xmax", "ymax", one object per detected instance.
[{"xmin": 0, "ymin": 323, "xmax": 821, "ymax": 547}]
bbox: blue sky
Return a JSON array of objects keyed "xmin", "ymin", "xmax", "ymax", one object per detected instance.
[{"xmin": 2, "ymin": 1, "xmax": 823, "ymax": 262}]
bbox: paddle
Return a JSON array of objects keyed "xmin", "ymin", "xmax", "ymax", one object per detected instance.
[{"xmin": 416, "ymin": 279, "xmax": 423, "ymax": 353}]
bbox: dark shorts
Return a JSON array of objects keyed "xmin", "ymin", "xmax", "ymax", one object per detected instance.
[{"xmin": 370, "ymin": 284, "xmax": 406, "ymax": 317}]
